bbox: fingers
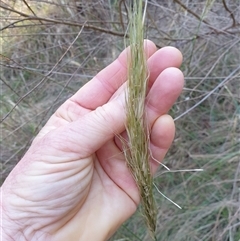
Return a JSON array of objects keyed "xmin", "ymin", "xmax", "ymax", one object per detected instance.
[
  {"xmin": 113, "ymin": 66, "xmax": 184, "ymax": 154},
  {"xmin": 96, "ymin": 114, "xmax": 176, "ymax": 205},
  {"xmin": 55, "ymin": 67, "xmax": 183, "ymax": 160},
  {"xmin": 147, "ymin": 47, "xmax": 183, "ymax": 89},
  {"xmin": 56, "ymin": 44, "xmax": 183, "ymax": 125},
  {"xmin": 149, "ymin": 115, "xmax": 175, "ymax": 173},
  {"xmin": 146, "ymin": 67, "xmax": 184, "ymax": 127},
  {"xmin": 70, "ymin": 40, "xmax": 157, "ymax": 110},
  {"xmin": 69, "ymin": 44, "xmax": 183, "ymax": 112},
  {"xmin": 56, "ymin": 98, "xmax": 126, "ymax": 157},
  {"xmin": 53, "ymin": 44, "xmax": 184, "ymax": 160}
]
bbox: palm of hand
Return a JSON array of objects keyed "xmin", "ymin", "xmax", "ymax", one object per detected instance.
[{"xmin": 2, "ymin": 41, "xmax": 183, "ymax": 241}]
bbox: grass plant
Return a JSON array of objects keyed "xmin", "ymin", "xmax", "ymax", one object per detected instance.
[{"xmin": 123, "ymin": 0, "xmax": 157, "ymax": 239}]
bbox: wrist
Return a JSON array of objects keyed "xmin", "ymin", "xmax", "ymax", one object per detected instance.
[{"xmin": 52, "ymin": 208, "xmax": 121, "ymax": 241}]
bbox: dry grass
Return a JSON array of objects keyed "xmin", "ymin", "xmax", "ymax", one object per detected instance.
[
  {"xmin": 1, "ymin": 0, "xmax": 240, "ymax": 240},
  {"xmin": 123, "ymin": 0, "xmax": 157, "ymax": 239}
]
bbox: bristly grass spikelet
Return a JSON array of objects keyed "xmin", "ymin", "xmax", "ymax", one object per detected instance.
[{"xmin": 123, "ymin": 0, "xmax": 157, "ymax": 239}]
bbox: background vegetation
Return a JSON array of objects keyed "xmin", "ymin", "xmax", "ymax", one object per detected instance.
[{"xmin": 1, "ymin": 0, "xmax": 239, "ymax": 240}]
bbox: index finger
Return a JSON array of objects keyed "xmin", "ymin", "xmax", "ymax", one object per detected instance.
[{"xmin": 70, "ymin": 40, "xmax": 157, "ymax": 110}]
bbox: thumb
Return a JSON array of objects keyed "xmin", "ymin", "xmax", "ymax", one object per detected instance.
[{"xmin": 57, "ymin": 99, "xmax": 126, "ymax": 157}]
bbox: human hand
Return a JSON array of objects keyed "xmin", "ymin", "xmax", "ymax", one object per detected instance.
[{"xmin": 1, "ymin": 40, "xmax": 184, "ymax": 241}]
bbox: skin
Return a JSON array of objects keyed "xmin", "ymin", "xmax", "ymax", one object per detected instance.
[{"xmin": 1, "ymin": 40, "xmax": 184, "ymax": 241}]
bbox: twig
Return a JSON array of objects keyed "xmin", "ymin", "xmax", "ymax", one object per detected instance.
[
  {"xmin": 155, "ymin": 169, "xmax": 204, "ymax": 178},
  {"xmin": 153, "ymin": 183, "xmax": 182, "ymax": 209},
  {"xmin": 174, "ymin": 65, "xmax": 240, "ymax": 121},
  {"xmin": 173, "ymin": 0, "xmax": 220, "ymax": 33},
  {"xmin": 119, "ymin": 0, "xmax": 128, "ymax": 32},
  {"xmin": 22, "ymin": 0, "xmax": 42, "ymax": 23},
  {"xmin": 0, "ymin": 76, "xmax": 35, "ymax": 109},
  {"xmin": 222, "ymin": 0, "xmax": 236, "ymax": 27},
  {"xmin": 189, "ymin": 40, "xmax": 240, "ymax": 93},
  {"xmin": 0, "ymin": 4, "xmax": 127, "ymax": 38},
  {"xmin": 1, "ymin": 24, "xmax": 85, "ymax": 123}
]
